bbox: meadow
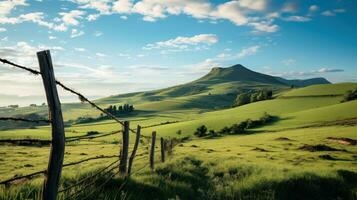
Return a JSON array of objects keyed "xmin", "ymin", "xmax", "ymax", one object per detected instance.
[{"xmin": 0, "ymin": 69, "xmax": 357, "ymax": 199}]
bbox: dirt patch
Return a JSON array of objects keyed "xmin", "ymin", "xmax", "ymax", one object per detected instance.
[
  {"xmin": 299, "ymin": 144, "xmax": 346, "ymax": 152},
  {"xmin": 327, "ymin": 137, "xmax": 357, "ymax": 145},
  {"xmin": 191, "ymin": 144, "xmax": 198, "ymax": 148},
  {"xmin": 252, "ymin": 147, "xmax": 270, "ymax": 152},
  {"xmin": 275, "ymin": 137, "xmax": 293, "ymax": 141}
]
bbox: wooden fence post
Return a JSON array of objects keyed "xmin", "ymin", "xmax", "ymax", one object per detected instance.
[
  {"xmin": 119, "ymin": 121, "xmax": 129, "ymax": 176},
  {"xmin": 37, "ymin": 50, "xmax": 65, "ymax": 200},
  {"xmin": 128, "ymin": 125, "xmax": 141, "ymax": 176},
  {"xmin": 168, "ymin": 139, "xmax": 173, "ymax": 156},
  {"xmin": 150, "ymin": 131, "xmax": 156, "ymax": 171},
  {"xmin": 160, "ymin": 137, "xmax": 165, "ymax": 163}
]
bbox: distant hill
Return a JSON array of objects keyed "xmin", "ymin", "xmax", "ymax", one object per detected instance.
[
  {"xmin": 195, "ymin": 64, "xmax": 285, "ymax": 85},
  {"xmin": 275, "ymin": 77, "xmax": 331, "ymax": 87},
  {"xmin": 0, "ymin": 64, "xmax": 333, "ymax": 120},
  {"xmin": 98, "ymin": 64, "xmax": 330, "ymax": 110}
]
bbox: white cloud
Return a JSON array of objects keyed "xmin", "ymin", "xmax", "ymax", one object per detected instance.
[
  {"xmin": 143, "ymin": 34, "xmax": 218, "ymax": 51},
  {"xmin": 96, "ymin": 52, "xmax": 107, "ymax": 57},
  {"xmin": 0, "ymin": 0, "xmax": 28, "ymax": 17},
  {"xmin": 282, "ymin": 59, "xmax": 296, "ymax": 66},
  {"xmin": 49, "ymin": 36, "xmax": 57, "ymax": 40},
  {"xmin": 94, "ymin": 31, "xmax": 103, "ymax": 37},
  {"xmin": 322, "ymin": 9, "xmax": 346, "ymax": 17},
  {"xmin": 334, "ymin": 9, "xmax": 346, "ymax": 13},
  {"xmin": 237, "ymin": 0, "xmax": 267, "ymax": 11},
  {"xmin": 282, "ymin": 2, "xmax": 298, "ymax": 13},
  {"xmin": 87, "ymin": 13, "xmax": 100, "ymax": 21},
  {"xmin": 110, "ymin": 0, "xmax": 275, "ymax": 33},
  {"xmin": 112, "ymin": 0, "xmax": 133, "ymax": 14},
  {"xmin": 284, "ymin": 16, "xmax": 311, "ymax": 22},
  {"xmin": 237, "ymin": 45, "xmax": 260, "ymax": 58},
  {"xmin": 79, "ymin": 1, "xmax": 111, "ymax": 14},
  {"xmin": 59, "ymin": 10, "xmax": 86, "ymax": 26},
  {"xmin": 212, "ymin": 1, "xmax": 248, "ymax": 26},
  {"xmin": 249, "ymin": 21, "xmax": 279, "ymax": 33},
  {"xmin": 70, "ymin": 29, "xmax": 84, "ymax": 38},
  {"xmin": 322, "ymin": 10, "xmax": 335, "ymax": 17},
  {"xmin": 0, "ymin": 27, "xmax": 6, "ymax": 32},
  {"xmin": 309, "ymin": 5, "xmax": 319, "ymax": 12},
  {"xmin": 120, "ymin": 15, "xmax": 128, "ymax": 20},
  {"xmin": 38, "ymin": 44, "xmax": 65, "ymax": 51},
  {"xmin": 316, "ymin": 68, "xmax": 344, "ymax": 73},
  {"xmin": 74, "ymin": 47, "xmax": 86, "ymax": 52}
]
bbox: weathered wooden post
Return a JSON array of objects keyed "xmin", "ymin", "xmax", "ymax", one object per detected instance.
[
  {"xmin": 38, "ymin": 50, "xmax": 65, "ymax": 200},
  {"xmin": 150, "ymin": 131, "xmax": 156, "ymax": 171},
  {"xmin": 119, "ymin": 121, "xmax": 129, "ymax": 176},
  {"xmin": 160, "ymin": 137, "xmax": 166, "ymax": 163},
  {"xmin": 168, "ymin": 139, "xmax": 173, "ymax": 156},
  {"xmin": 128, "ymin": 125, "xmax": 141, "ymax": 176}
]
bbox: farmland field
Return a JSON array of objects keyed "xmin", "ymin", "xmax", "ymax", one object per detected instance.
[{"xmin": 1, "ymin": 74, "xmax": 357, "ymax": 199}]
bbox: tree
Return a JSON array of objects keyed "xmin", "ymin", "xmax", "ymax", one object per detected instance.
[
  {"xmin": 341, "ymin": 89, "xmax": 357, "ymax": 102},
  {"xmin": 194, "ymin": 125, "xmax": 208, "ymax": 137},
  {"xmin": 129, "ymin": 105, "xmax": 134, "ymax": 112},
  {"xmin": 250, "ymin": 93, "xmax": 258, "ymax": 102},
  {"xmin": 235, "ymin": 93, "xmax": 251, "ymax": 106},
  {"xmin": 113, "ymin": 105, "xmax": 117, "ymax": 115}
]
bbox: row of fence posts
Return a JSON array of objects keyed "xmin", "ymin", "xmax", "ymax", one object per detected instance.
[
  {"xmin": 119, "ymin": 124, "xmax": 176, "ymax": 176},
  {"xmin": 34, "ymin": 50, "xmax": 177, "ymax": 200}
]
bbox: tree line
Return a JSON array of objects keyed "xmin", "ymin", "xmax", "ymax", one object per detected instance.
[
  {"xmin": 194, "ymin": 113, "xmax": 276, "ymax": 138},
  {"xmin": 234, "ymin": 90, "xmax": 273, "ymax": 107},
  {"xmin": 103, "ymin": 104, "xmax": 135, "ymax": 116}
]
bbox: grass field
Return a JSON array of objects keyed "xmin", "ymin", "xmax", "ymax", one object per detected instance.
[{"xmin": 1, "ymin": 78, "xmax": 357, "ymax": 199}]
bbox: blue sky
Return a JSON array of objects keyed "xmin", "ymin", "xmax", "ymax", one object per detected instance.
[{"xmin": 0, "ymin": 0, "xmax": 356, "ymax": 105}]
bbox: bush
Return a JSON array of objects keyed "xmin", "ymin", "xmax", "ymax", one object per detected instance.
[
  {"xmin": 341, "ymin": 89, "xmax": 357, "ymax": 102},
  {"xmin": 194, "ymin": 125, "xmax": 208, "ymax": 137},
  {"xmin": 234, "ymin": 90, "xmax": 273, "ymax": 107},
  {"xmin": 87, "ymin": 131, "xmax": 100, "ymax": 136},
  {"xmin": 235, "ymin": 93, "xmax": 251, "ymax": 106},
  {"xmin": 208, "ymin": 130, "xmax": 219, "ymax": 137}
]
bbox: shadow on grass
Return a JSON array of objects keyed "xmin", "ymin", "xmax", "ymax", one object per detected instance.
[{"xmin": 2, "ymin": 158, "xmax": 357, "ymax": 200}]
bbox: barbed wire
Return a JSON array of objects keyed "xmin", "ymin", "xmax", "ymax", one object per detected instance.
[
  {"xmin": 0, "ymin": 155, "xmax": 119, "ymax": 185},
  {"xmin": 66, "ymin": 130, "xmax": 122, "ymax": 143},
  {"xmin": 0, "ymin": 58, "xmax": 41, "ymax": 75},
  {"xmin": 0, "ymin": 57, "xmax": 152, "ymax": 139},
  {"xmin": 68, "ymin": 164, "xmax": 119, "ymax": 200},
  {"xmin": 0, "ymin": 117, "xmax": 50, "ymax": 124},
  {"xmin": 59, "ymin": 159, "xmax": 119, "ymax": 194}
]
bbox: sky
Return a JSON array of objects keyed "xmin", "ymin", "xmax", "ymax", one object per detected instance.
[{"xmin": 0, "ymin": 0, "xmax": 356, "ymax": 106}]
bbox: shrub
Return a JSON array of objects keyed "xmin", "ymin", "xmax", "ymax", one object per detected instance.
[
  {"xmin": 234, "ymin": 93, "xmax": 251, "ymax": 106},
  {"xmin": 194, "ymin": 125, "xmax": 208, "ymax": 137},
  {"xmin": 234, "ymin": 90, "xmax": 273, "ymax": 107},
  {"xmin": 208, "ymin": 130, "xmax": 219, "ymax": 137},
  {"xmin": 87, "ymin": 131, "xmax": 100, "ymax": 136},
  {"xmin": 341, "ymin": 89, "xmax": 357, "ymax": 102},
  {"xmin": 176, "ymin": 130, "xmax": 182, "ymax": 135}
]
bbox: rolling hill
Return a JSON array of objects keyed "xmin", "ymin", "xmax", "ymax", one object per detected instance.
[{"xmin": 0, "ymin": 64, "xmax": 332, "ymax": 122}]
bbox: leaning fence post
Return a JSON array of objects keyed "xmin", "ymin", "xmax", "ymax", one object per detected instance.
[
  {"xmin": 160, "ymin": 137, "xmax": 165, "ymax": 163},
  {"xmin": 128, "ymin": 125, "xmax": 141, "ymax": 176},
  {"xmin": 38, "ymin": 50, "xmax": 65, "ymax": 200},
  {"xmin": 120, "ymin": 121, "xmax": 129, "ymax": 176},
  {"xmin": 150, "ymin": 131, "xmax": 156, "ymax": 171}
]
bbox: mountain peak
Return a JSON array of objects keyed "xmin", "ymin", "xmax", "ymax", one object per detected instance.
[{"xmin": 198, "ymin": 64, "xmax": 283, "ymax": 85}]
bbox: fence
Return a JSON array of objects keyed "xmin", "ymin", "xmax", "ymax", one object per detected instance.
[{"xmin": 0, "ymin": 50, "xmax": 178, "ymax": 200}]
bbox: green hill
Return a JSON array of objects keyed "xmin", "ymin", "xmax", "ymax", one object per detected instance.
[{"xmin": 0, "ymin": 64, "xmax": 333, "ymax": 122}]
